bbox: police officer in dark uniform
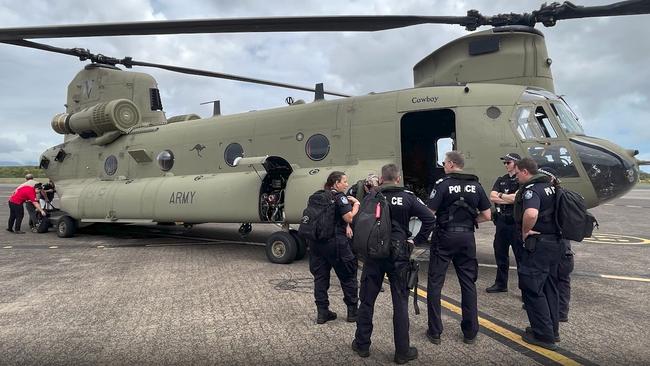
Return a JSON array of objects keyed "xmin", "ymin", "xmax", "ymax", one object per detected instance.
[
  {"xmin": 538, "ymin": 166, "xmax": 575, "ymax": 323},
  {"xmin": 352, "ymin": 164, "xmax": 435, "ymax": 364},
  {"xmin": 425, "ymin": 151, "xmax": 491, "ymax": 345},
  {"xmin": 486, "ymin": 153, "xmax": 521, "ymax": 293},
  {"xmin": 513, "ymin": 158, "xmax": 564, "ymax": 350},
  {"xmin": 310, "ymin": 171, "xmax": 360, "ymax": 324}
]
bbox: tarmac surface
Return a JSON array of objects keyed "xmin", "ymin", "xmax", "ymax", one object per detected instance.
[{"xmin": 1, "ymin": 184, "xmax": 649, "ymax": 365}]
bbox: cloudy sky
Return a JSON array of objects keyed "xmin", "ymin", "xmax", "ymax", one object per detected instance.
[{"xmin": 0, "ymin": 0, "xmax": 648, "ymax": 172}]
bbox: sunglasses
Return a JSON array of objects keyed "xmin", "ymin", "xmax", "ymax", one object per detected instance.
[{"xmin": 503, "ymin": 161, "xmax": 513, "ymax": 165}]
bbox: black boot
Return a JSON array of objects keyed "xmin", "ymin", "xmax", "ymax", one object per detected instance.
[
  {"xmin": 346, "ymin": 304, "xmax": 358, "ymax": 322},
  {"xmin": 316, "ymin": 308, "xmax": 337, "ymax": 324},
  {"xmin": 394, "ymin": 346, "xmax": 418, "ymax": 364},
  {"xmin": 351, "ymin": 340, "xmax": 369, "ymax": 357},
  {"xmin": 526, "ymin": 327, "xmax": 560, "ymax": 342}
]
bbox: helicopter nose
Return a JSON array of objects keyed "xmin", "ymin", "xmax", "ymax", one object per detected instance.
[{"xmin": 570, "ymin": 137, "xmax": 638, "ymax": 204}]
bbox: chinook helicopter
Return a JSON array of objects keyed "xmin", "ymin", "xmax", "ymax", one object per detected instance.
[{"xmin": 1, "ymin": 1, "xmax": 649, "ymax": 264}]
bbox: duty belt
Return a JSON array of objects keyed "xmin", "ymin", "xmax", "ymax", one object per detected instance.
[
  {"xmin": 442, "ymin": 226, "xmax": 474, "ymax": 233},
  {"xmin": 535, "ymin": 233, "xmax": 561, "ymax": 238}
]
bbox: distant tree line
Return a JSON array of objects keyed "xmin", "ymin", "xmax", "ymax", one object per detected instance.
[
  {"xmin": 0, "ymin": 166, "xmax": 46, "ymax": 178},
  {"xmin": 641, "ymin": 171, "xmax": 650, "ymax": 182}
]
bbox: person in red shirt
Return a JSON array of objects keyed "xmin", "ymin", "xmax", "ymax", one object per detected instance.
[{"xmin": 8, "ymin": 180, "xmax": 46, "ymax": 234}]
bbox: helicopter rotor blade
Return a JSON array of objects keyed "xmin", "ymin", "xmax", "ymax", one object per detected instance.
[
  {"xmin": 1, "ymin": 39, "xmax": 350, "ymax": 97},
  {"xmin": 128, "ymin": 60, "xmax": 351, "ymax": 97},
  {"xmin": 0, "ymin": 15, "xmax": 477, "ymax": 40},
  {"xmin": 530, "ymin": 0, "xmax": 650, "ymax": 27},
  {"xmin": 636, "ymin": 159, "xmax": 650, "ymax": 166},
  {"xmin": 1, "ymin": 1, "xmax": 648, "ymax": 39}
]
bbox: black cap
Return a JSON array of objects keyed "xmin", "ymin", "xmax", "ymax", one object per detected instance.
[
  {"xmin": 500, "ymin": 153, "xmax": 521, "ymax": 161},
  {"xmin": 539, "ymin": 166, "xmax": 560, "ymax": 182}
]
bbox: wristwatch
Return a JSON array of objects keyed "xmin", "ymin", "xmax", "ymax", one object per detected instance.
[{"xmin": 498, "ymin": 193, "xmax": 503, "ymax": 199}]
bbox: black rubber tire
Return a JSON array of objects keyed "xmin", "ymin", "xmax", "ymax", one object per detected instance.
[
  {"xmin": 57, "ymin": 216, "xmax": 77, "ymax": 238},
  {"xmin": 35, "ymin": 215, "xmax": 50, "ymax": 233},
  {"xmin": 265, "ymin": 231, "xmax": 297, "ymax": 264},
  {"xmin": 289, "ymin": 229, "xmax": 307, "ymax": 261}
]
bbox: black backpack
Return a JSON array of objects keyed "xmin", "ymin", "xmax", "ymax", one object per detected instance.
[
  {"xmin": 553, "ymin": 187, "xmax": 598, "ymax": 242},
  {"xmin": 298, "ymin": 190, "xmax": 337, "ymax": 241},
  {"xmin": 352, "ymin": 189, "xmax": 394, "ymax": 260}
]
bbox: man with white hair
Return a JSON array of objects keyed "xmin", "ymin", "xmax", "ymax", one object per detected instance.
[{"xmin": 8, "ymin": 176, "xmax": 46, "ymax": 234}]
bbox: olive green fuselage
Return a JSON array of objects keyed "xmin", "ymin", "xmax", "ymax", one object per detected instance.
[{"xmin": 42, "ymin": 81, "xmax": 634, "ymax": 225}]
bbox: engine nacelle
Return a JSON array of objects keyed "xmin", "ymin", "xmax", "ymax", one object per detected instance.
[{"xmin": 52, "ymin": 99, "xmax": 140, "ymax": 136}]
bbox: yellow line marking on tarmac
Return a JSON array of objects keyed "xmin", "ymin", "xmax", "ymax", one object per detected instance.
[
  {"xmin": 413, "ymin": 287, "xmax": 581, "ymax": 366},
  {"xmin": 599, "ymin": 274, "xmax": 650, "ymax": 283}
]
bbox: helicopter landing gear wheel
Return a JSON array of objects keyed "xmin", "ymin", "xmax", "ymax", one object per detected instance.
[
  {"xmin": 265, "ymin": 231, "xmax": 297, "ymax": 264},
  {"xmin": 289, "ymin": 229, "xmax": 307, "ymax": 261},
  {"xmin": 238, "ymin": 223, "xmax": 252, "ymax": 237},
  {"xmin": 57, "ymin": 216, "xmax": 77, "ymax": 238}
]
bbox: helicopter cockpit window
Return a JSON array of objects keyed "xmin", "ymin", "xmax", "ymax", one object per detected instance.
[
  {"xmin": 513, "ymin": 107, "xmax": 544, "ymax": 140},
  {"xmin": 551, "ymin": 102, "xmax": 585, "ymax": 135},
  {"xmin": 224, "ymin": 143, "xmax": 244, "ymax": 167},
  {"xmin": 305, "ymin": 134, "xmax": 330, "ymax": 161},
  {"xmin": 104, "ymin": 155, "xmax": 118, "ymax": 176},
  {"xmin": 527, "ymin": 145, "xmax": 579, "ymax": 178},
  {"xmin": 534, "ymin": 106, "xmax": 558, "ymax": 138},
  {"xmin": 156, "ymin": 150, "xmax": 174, "ymax": 171}
]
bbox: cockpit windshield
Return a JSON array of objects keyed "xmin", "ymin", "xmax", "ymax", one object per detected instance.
[{"xmin": 550, "ymin": 101, "xmax": 585, "ymax": 135}]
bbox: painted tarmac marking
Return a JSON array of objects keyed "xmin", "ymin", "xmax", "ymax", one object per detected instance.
[
  {"xmin": 602, "ymin": 203, "xmax": 650, "ymax": 209},
  {"xmin": 3, "ymin": 245, "xmax": 12, "ymax": 249},
  {"xmin": 582, "ymin": 233, "xmax": 650, "ymax": 245},
  {"xmin": 413, "ymin": 287, "xmax": 586, "ymax": 366},
  {"xmin": 599, "ymin": 274, "xmax": 650, "ymax": 282},
  {"xmin": 478, "ymin": 263, "xmax": 650, "ymax": 283},
  {"xmin": 365, "ymin": 261, "xmax": 591, "ymax": 365},
  {"xmin": 48, "ymin": 246, "xmax": 58, "ymax": 249},
  {"xmin": 574, "ymin": 272, "xmax": 650, "ymax": 283}
]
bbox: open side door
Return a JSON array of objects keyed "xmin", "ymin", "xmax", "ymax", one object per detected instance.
[{"xmin": 235, "ymin": 155, "xmax": 293, "ymax": 222}]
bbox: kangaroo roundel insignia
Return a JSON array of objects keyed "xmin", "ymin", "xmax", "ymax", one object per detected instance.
[{"xmin": 524, "ymin": 190, "xmax": 533, "ymax": 200}]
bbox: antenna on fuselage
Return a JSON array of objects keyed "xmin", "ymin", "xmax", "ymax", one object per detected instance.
[{"xmin": 200, "ymin": 100, "xmax": 221, "ymax": 116}]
